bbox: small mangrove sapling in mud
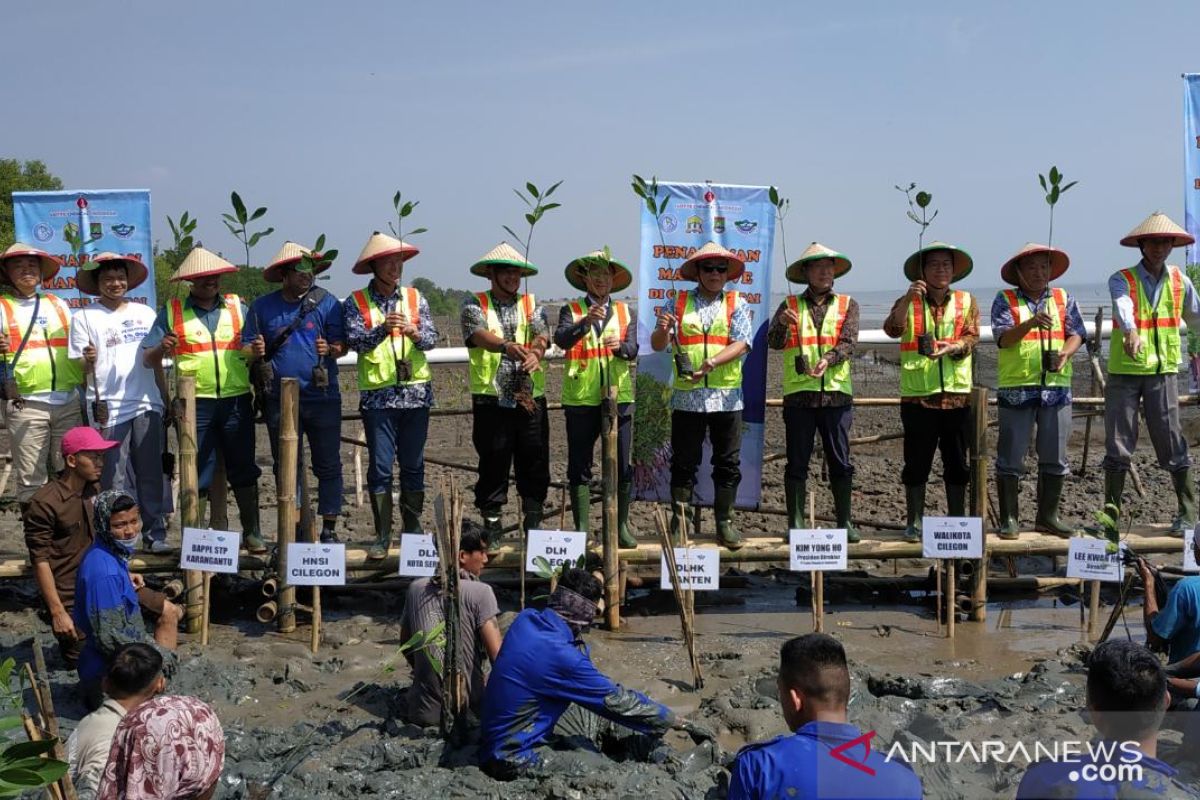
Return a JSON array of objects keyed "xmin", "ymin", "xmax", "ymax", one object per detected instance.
[
  {"xmin": 386, "ymin": 190, "xmax": 428, "ymax": 383},
  {"xmin": 895, "ymin": 182, "xmax": 939, "ymax": 356},
  {"xmin": 0, "ymin": 656, "xmax": 68, "ymax": 797}
]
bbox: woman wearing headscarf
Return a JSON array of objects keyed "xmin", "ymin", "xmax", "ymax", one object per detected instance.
[
  {"xmin": 74, "ymin": 490, "xmax": 179, "ymax": 710},
  {"xmin": 97, "ymin": 694, "xmax": 225, "ymax": 800}
]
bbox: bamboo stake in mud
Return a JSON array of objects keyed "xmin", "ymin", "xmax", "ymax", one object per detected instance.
[
  {"xmin": 654, "ymin": 506, "xmax": 702, "ymax": 689},
  {"xmin": 311, "ymin": 586, "xmax": 322, "ymax": 654},
  {"xmin": 354, "ymin": 423, "xmax": 364, "ymax": 507},
  {"xmin": 277, "ymin": 379, "xmax": 300, "ymax": 633},
  {"xmin": 434, "ymin": 485, "xmax": 465, "ymax": 740},
  {"xmin": 1079, "ymin": 307, "xmax": 1102, "ymax": 476},
  {"xmin": 178, "ymin": 376, "xmax": 202, "ymax": 635},
  {"xmin": 200, "ymin": 573, "xmax": 211, "ymax": 647},
  {"xmin": 518, "ymin": 497, "xmax": 527, "ymax": 611},
  {"xmin": 602, "ymin": 385, "xmax": 620, "ymax": 631},
  {"xmin": 808, "ymin": 490, "xmax": 823, "ymax": 632},
  {"xmin": 935, "ymin": 561, "xmax": 943, "ymax": 634},
  {"xmin": 559, "ymin": 484, "xmax": 567, "ymax": 531},
  {"xmin": 947, "ymin": 559, "xmax": 956, "ymax": 638},
  {"xmin": 969, "ymin": 386, "xmax": 989, "ymax": 622},
  {"xmin": 33, "ymin": 639, "xmax": 78, "ymax": 800},
  {"xmin": 1088, "ymin": 579, "xmax": 1101, "ymax": 639}
]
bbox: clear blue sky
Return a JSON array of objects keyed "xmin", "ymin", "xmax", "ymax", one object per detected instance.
[{"xmin": 5, "ymin": 2, "xmax": 1199, "ymax": 300}]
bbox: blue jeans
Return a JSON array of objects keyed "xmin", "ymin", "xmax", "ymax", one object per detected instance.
[
  {"xmin": 266, "ymin": 397, "xmax": 344, "ymax": 516},
  {"xmin": 101, "ymin": 409, "xmax": 171, "ymax": 543},
  {"xmin": 195, "ymin": 394, "xmax": 262, "ymax": 492},
  {"xmin": 362, "ymin": 407, "xmax": 430, "ymax": 494}
]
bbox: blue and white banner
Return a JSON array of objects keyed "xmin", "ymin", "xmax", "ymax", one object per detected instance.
[
  {"xmin": 11, "ymin": 190, "xmax": 155, "ymax": 309},
  {"xmin": 631, "ymin": 182, "xmax": 775, "ymax": 508},
  {"xmin": 1185, "ymin": 75, "xmax": 1200, "ymax": 256}
]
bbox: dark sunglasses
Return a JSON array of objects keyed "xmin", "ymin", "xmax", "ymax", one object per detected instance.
[{"xmin": 699, "ymin": 262, "xmax": 728, "ymax": 274}]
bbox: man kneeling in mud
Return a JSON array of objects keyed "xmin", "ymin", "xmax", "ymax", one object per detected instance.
[{"xmin": 479, "ymin": 567, "xmax": 711, "ymax": 779}]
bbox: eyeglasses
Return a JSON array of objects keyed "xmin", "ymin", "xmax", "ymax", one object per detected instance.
[{"xmin": 699, "ymin": 262, "xmax": 728, "ymax": 274}]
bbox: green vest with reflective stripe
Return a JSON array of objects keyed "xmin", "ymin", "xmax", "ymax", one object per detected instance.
[
  {"xmin": 997, "ymin": 288, "xmax": 1072, "ymax": 388},
  {"xmin": 167, "ymin": 294, "xmax": 250, "ymax": 399},
  {"xmin": 898, "ymin": 290, "xmax": 974, "ymax": 397},
  {"xmin": 1107, "ymin": 266, "xmax": 1184, "ymax": 376},
  {"xmin": 350, "ymin": 287, "xmax": 431, "ymax": 390},
  {"xmin": 0, "ymin": 293, "xmax": 83, "ymax": 395},
  {"xmin": 672, "ymin": 290, "xmax": 743, "ymax": 391},
  {"xmin": 781, "ymin": 293, "xmax": 852, "ymax": 396},
  {"xmin": 467, "ymin": 291, "xmax": 545, "ymax": 398},
  {"xmin": 561, "ymin": 299, "xmax": 633, "ymax": 405}
]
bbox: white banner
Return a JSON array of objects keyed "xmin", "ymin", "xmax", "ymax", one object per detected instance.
[
  {"xmin": 788, "ymin": 529, "xmax": 849, "ymax": 572},
  {"xmin": 921, "ymin": 517, "xmax": 984, "ymax": 559},
  {"xmin": 398, "ymin": 534, "xmax": 439, "ymax": 578},
  {"xmin": 1065, "ymin": 538, "xmax": 1123, "ymax": 583},
  {"xmin": 286, "ymin": 543, "xmax": 346, "ymax": 586},
  {"xmin": 660, "ymin": 547, "xmax": 719, "ymax": 591},
  {"xmin": 525, "ymin": 529, "xmax": 587, "ymax": 573},
  {"xmin": 179, "ymin": 528, "xmax": 240, "ymax": 574}
]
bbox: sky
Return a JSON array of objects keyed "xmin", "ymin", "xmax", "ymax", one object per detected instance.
[{"xmin": 5, "ymin": 1, "xmax": 1200, "ymax": 301}]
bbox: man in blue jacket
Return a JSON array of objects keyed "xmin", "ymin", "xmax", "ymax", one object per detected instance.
[{"xmin": 729, "ymin": 634, "xmax": 922, "ymax": 800}]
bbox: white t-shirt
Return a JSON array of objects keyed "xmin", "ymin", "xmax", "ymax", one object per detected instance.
[
  {"xmin": 66, "ymin": 697, "xmax": 126, "ymax": 800},
  {"xmin": 68, "ymin": 300, "xmax": 163, "ymax": 426}
]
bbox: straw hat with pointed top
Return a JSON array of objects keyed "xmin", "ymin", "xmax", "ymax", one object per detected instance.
[
  {"xmin": 679, "ymin": 241, "xmax": 746, "ymax": 282},
  {"xmin": 470, "ymin": 242, "xmax": 538, "ymax": 278},
  {"xmin": 263, "ymin": 241, "xmax": 334, "ymax": 282},
  {"xmin": 1119, "ymin": 212, "xmax": 1195, "ymax": 248},
  {"xmin": 0, "ymin": 242, "xmax": 61, "ymax": 283},
  {"xmin": 786, "ymin": 242, "xmax": 852, "ymax": 284},
  {"xmin": 564, "ymin": 250, "xmax": 633, "ymax": 293},
  {"xmin": 76, "ymin": 252, "xmax": 149, "ymax": 295},
  {"xmin": 170, "ymin": 247, "xmax": 238, "ymax": 282},
  {"xmin": 902, "ymin": 241, "xmax": 973, "ymax": 283},
  {"xmin": 353, "ymin": 231, "xmax": 420, "ymax": 275},
  {"xmin": 999, "ymin": 243, "xmax": 1070, "ymax": 286}
]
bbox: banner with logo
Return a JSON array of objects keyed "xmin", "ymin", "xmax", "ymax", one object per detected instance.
[
  {"xmin": 1184, "ymin": 76, "xmax": 1200, "ymax": 378},
  {"xmin": 11, "ymin": 190, "xmax": 155, "ymax": 309},
  {"xmin": 632, "ymin": 182, "xmax": 775, "ymax": 507}
]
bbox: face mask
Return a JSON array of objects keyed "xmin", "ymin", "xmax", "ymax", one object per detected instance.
[{"xmin": 113, "ymin": 537, "xmax": 137, "ymax": 556}]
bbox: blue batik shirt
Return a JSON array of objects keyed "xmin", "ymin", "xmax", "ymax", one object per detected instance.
[
  {"xmin": 990, "ymin": 287, "xmax": 1086, "ymax": 409},
  {"xmin": 343, "ymin": 284, "xmax": 438, "ymax": 411},
  {"xmin": 670, "ymin": 290, "xmax": 753, "ymax": 413},
  {"xmin": 1016, "ymin": 743, "xmax": 1184, "ymax": 799}
]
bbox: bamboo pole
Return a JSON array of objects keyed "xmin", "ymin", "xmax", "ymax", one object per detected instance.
[
  {"xmin": 947, "ymin": 559, "xmax": 956, "ymax": 638},
  {"xmin": 200, "ymin": 572, "xmax": 211, "ymax": 647},
  {"xmin": 970, "ymin": 386, "xmax": 989, "ymax": 622},
  {"xmin": 209, "ymin": 451, "xmax": 228, "ymax": 530},
  {"xmin": 654, "ymin": 506, "xmax": 702, "ymax": 689},
  {"xmin": 33, "ymin": 640, "xmax": 77, "ymax": 800},
  {"xmin": 178, "ymin": 376, "xmax": 201, "ymax": 635},
  {"xmin": 601, "ymin": 386, "xmax": 620, "ymax": 631},
  {"xmin": 1079, "ymin": 307, "xmax": 1102, "ymax": 476},
  {"xmin": 518, "ymin": 497, "xmax": 526, "ymax": 611},
  {"xmin": 354, "ymin": 423, "xmax": 364, "ymax": 507},
  {"xmin": 276, "ymin": 379, "xmax": 300, "ymax": 633},
  {"xmin": 1088, "ymin": 579, "xmax": 1101, "ymax": 639}
]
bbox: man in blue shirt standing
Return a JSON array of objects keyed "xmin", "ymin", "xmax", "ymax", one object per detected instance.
[
  {"xmin": 729, "ymin": 634, "xmax": 922, "ymax": 800},
  {"xmin": 1140, "ymin": 536, "xmax": 1200, "ymax": 664},
  {"xmin": 244, "ymin": 242, "xmax": 346, "ymax": 543}
]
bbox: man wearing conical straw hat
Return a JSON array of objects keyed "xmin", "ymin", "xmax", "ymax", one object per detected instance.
[
  {"xmin": 70, "ymin": 253, "xmax": 172, "ymax": 552},
  {"xmin": 767, "ymin": 243, "xmax": 861, "ymax": 543},
  {"xmin": 883, "ymin": 242, "xmax": 980, "ymax": 543},
  {"xmin": 245, "ymin": 242, "xmax": 347, "ymax": 546},
  {"xmin": 990, "ymin": 244, "xmax": 1086, "ymax": 539},
  {"xmin": 343, "ymin": 233, "xmax": 437, "ymax": 559},
  {"xmin": 142, "ymin": 247, "xmax": 264, "ymax": 551},
  {"xmin": 460, "ymin": 242, "xmax": 550, "ymax": 546},
  {"xmin": 650, "ymin": 241, "xmax": 753, "ymax": 550},
  {"xmin": 553, "ymin": 248, "xmax": 638, "ymax": 548},
  {"xmin": 1103, "ymin": 212, "xmax": 1200, "ymax": 535},
  {"xmin": 0, "ymin": 243, "xmax": 83, "ymax": 509}
]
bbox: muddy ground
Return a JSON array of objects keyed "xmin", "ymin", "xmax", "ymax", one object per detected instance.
[{"xmin": 2, "ymin": 353, "xmax": 1200, "ymax": 798}]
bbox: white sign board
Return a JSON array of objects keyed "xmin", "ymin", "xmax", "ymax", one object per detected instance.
[
  {"xmin": 1065, "ymin": 538, "xmax": 1124, "ymax": 583},
  {"xmin": 179, "ymin": 528, "xmax": 241, "ymax": 574},
  {"xmin": 789, "ymin": 529, "xmax": 849, "ymax": 572},
  {"xmin": 398, "ymin": 534, "xmax": 439, "ymax": 577},
  {"xmin": 286, "ymin": 543, "xmax": 346, "ymax": 586},
  {"xmin": 1186, "ymin": 527, "xmax": 1199, "ymax": 573},
  {"xmin": 921, "ymin": 516, "xmax": 984, "ymax": 559},
  {"xmin": 525, "ymin": 529, "xmax": 587, "ymax": 573},
  {"xmin": 660, "ymin": 547, "xmax": 720, "ymax": 591}
]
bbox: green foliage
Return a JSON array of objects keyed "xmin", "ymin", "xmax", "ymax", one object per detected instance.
[
  {"xmin": 0, "ymin": 160, "xmax": 64, "ymax": 251},
  {"xmin": 769, "ymin": 186, "xmax": 792, "ymax": 282},
  {"xmin": 0, "ymin": 657, "xmax": 68, "ymax": 797},
  {"xmin": 632, "ymin": 174, "xmax": 670, "ymax": 218},
  {"xmin": 298, "ymin": 233, "xmax": 337, "ymax": 282},
  {"xmin": 1188, "ymin": 264, "xmax": 1200, "ymax": 356},
  {"xmin": 63, "ymin": 221, "xmax": 102, "ymax": 274},
  {"xmin": 388, "ymin": 191, "xmax": 428, "ymax": 241},
  {"xmin": 1038, "ymin": 165, "xmax": 1077, "ymax": 248},
  {"xmin": 504, "ymin": 179, "xmax": 563, "ymax": 263},
  {"xmin": 531, "ymin": 553, "xmax": 587, "ymax": 581},
  {"xmin": 1089, "ymin": 502, "xmax": 1124, "ymax": 551},
  {"xmin": 383, "ymin": 620, "xmax": 447, "ymax": 674},
  {"xmin": 410, "ymin": 277, "xmax": 471, "ymax": 318},
  {"xmin": 221, "ymin": 191, "xmax": 273, "ymax": 269},
  {"xmin": 896, "ymin": 182, "xmax": 938, "ymax": 251}
]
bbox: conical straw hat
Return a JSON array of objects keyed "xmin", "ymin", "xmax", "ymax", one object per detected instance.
[
  {"xmin": 564, "ymin": 250, "xmax": 633, "ymax": 292},
  {"xmin": 1119, "ymin": 211, "xmax": 1195, "ymax": 248},
  {"xmin": 76, "ymin": 252, "xmax": 149, "ymax": 295},
  {"xmin": 902, "ymin": 241, "xmax": 973, "ymax": 283},
  {"xmin": 0, "ymin": 242, "xmax": 61, "ymax": 283},
  {"xmin": 170, "ymin": 246, "xmax": 237, "ymax": 282},
  {"xmin": 999, "ymin": 243, "xmax": 1069, "ymax": 286},
  {"xmin": 470, "ymin": 242, "xmax": 538, "ymax": 277},
  {"xmin": 679, "ymin": 241, "xmax": 745, "ymax": 282},
  {"xmin": 785, "ymin": 242, "xmax": 851, "ymax": 284},
  {"xmin": 353, "ymin": 232, "xmax": 420, "ymax": 275},
  {"xmin": 264, "ymin": 241, "xmax": 334, "ymax": 282}
]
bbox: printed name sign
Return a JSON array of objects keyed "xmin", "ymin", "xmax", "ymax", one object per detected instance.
[
  {"xmin": 399, "ymin": 534, "xmax": 439, "ymax": 577},
  {"xmin": 179, "ymin": 528, "xmax": 241, "ymax": 574},
  {"xmin": 789, "ymin": 529, "xmax": 849, "ymax": 572},
  {"xmin": 1187, "ymin": 527, "xmax": 1199, "ymax": 573},
  {"xmin": 1065, "ymin": 537, "xmax": 1123, "ymax": 583},
  {"xmin": 921, "ymin": 517, "xmax": 984, "ymax": 559},
  {"xmin": 286, "ymin": 543, "xmax": 346, "ymax": 586},
  {"xmin": 660, "ymin": 547, "xmax": 720, "ymax": 591},
  {"xmin": 525, "ymin": 530, "xmax": 587, "ymax": 573}
]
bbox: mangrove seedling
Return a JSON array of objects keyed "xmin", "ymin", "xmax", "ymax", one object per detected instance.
[
  {"xmin": 388, "ymin": 190, "xmax": 428, "ymax": 242},
  {"xmin": 1038, "ymin": 165, "xmax": 1077, "ymax": 249},
  {"xmin": 297, "ymin": 233, "xmax": 337, "ymax": 280},
  {"xmin": 166, "ymin": 210, "xmax": 197, "ymax": 256},
  {"xmin": 895, "ymin": 182, "xmax": 937, "ymax": 253},
  {"xmin": 0, "ymin": 656, "xmax": 68, "ymax": 797},
  {"xmin": 222, "ymin": 191, "xmax": 273, "ymax": 268},
  {"xmin": 632, "ymin": 174, "xmax": 692, "ymax": 378},
  {"xmin": 503, "ymin": 179, "xmax": 563, "ymax": 267}
]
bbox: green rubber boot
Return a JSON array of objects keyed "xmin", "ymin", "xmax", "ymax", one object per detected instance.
[
  {"xmin": 670, "ymin": 486, "xmax": 692, "ymax": 544},
  {"xmin": 903, "ymin": 484, "xmax": 926, "ymax": 543},
  {"xmin": 785, "ymin": 478, "xmax": 807, "ymax": 532},
  {"xmin": 946, "ymin": 484, "xmax": 968, "ymax": 518},
  {"xmin": 996, "ymin": 476, "xmax": 1020, "ymax": 540},
  {"xmin": 1034, "ymin": 473, "xmax": 1078, "ymax": 537},
  {"xmin": 713, "ymin": 486, "xmax": 744, "ymax": 551},
  {"xmin": 233, "ymin": 485, "xmax": 266, "ymax": 553},
  {"xmin": 399, "ymin": 490, "xmax": 424, "ymax": 533},
  {"xmin": 368, "ymin": 492, "xmax": 393, "ymax": 560},
  {"xmin": 617, "ymin": 482, "xmax": 638, "ymax": 549},
  {"xmin": 482, "ymin": 507, "xmax": 504, "ymax": 554},
  {"xmin": 570, "ymin": 484, "xmax": 591, "ymax": 536},
  {"xmin": 830, "ymin": 476, "xmax": 860, "ymax": 544},
  {"xmin": 1171, "ymin": 468, "xmax": 1197, "ymax": 536}
]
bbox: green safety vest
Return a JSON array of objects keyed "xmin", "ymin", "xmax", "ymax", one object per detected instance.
[
  {"xmin": 672, "ymin": 290, "xmax": 743, "ymax": 391},
  {"xmin": 1107, "ymin": 266, "xmax": 1184, "ymax": 376},
  {"xmin": 997, "ymin": 287, "xmax": 1072, "ymax": 388},
  {"xmin": 350, "ymin": 286, "xmax": 431, "ymax": 390},
  {"xmin": 0, "ymin": 293, "xmax": 82, "ymax": 396},
  {"xmin": 467, "ymin": 291, "xmax": 545, "ymax": 398},
  {"xmin": 781, "ymin": 293, "xmax": 852, "ymax": 397},
  {"xmin": 561, "ymin": 299, "xmax": 633, "ymax": 405},
  {"xmin": 899, "ymin": 291, "xmax": 974, "ymax": 397},
  {"xmin": 167, "ymin": 294, "xmax": 250, "ymax": 399}
]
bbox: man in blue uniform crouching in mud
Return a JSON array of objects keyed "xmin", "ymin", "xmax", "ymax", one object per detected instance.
[{"xmin": 479, "ymin": 567, "xmax": 713, "ymax": 778}]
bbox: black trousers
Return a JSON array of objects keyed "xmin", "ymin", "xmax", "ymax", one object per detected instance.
[
  {"xmin": 899, "ymin": 403, "xmax": 971, "ymax": 486},
  {"xmin": 564, "ymin": 403, "xmax": 633, "ymax": 486},
  {"xmin": 472, "ymin": 396, "xmax": 550, "ymax": 510},
  {"xmin": 783, "ymin": 405, "xmax": 855, "ymax": 481},
  {"xmin": 670, "ymin": 410, "xmax": 742, "ymax": 490}
]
